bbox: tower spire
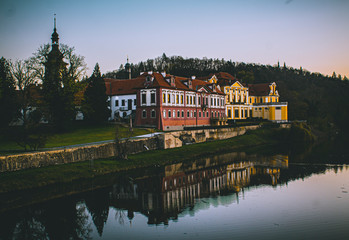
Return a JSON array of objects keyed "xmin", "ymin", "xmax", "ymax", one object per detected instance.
[
  {"xmin": 51, "ymin": 14, "xmax": 59, "ymax": 47},
  {"xmin": 54, "ymin": 13, "xmax": 56, "ymax": 29}
]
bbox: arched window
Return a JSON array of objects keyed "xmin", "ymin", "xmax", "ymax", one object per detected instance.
[
  {"xmin": 151, "ymin": 109, "xmax": 156, "ymax": 118},
  {"xmin": 142, "ymin": 110, "xmax": 147, "ymax": 118}
]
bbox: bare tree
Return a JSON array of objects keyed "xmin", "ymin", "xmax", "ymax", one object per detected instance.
[
  {"xmin": 30, "ymin": 43, "xmax": 87, "ymax": 83},
  {"xmin": 10, "ymin": 59, "xmax": 39, "ymax": 125}
]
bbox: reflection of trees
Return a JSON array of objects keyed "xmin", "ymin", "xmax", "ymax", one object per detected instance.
[
  {"xmin": 0, "ymin": 198, "xmax": 92, "ymax": 240},
  {"xmin": 84, "ymin": 188, "xmax": 110, "ymax": 237},
  {"xmin": 0, "ymin": 209, "xmax": 48, "ymax": 240},
  {"xmin": 114, "ymin": 209, "xmax": 126, "ymax": 225},
  {"xmin": 39, "ymin": 199, "xmax": 91, "ymax": 240}
]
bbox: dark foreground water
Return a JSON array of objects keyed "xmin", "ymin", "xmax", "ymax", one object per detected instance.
[{"xmin": 0, "ymin": 151, "xmax": 349, "ymax": 239}]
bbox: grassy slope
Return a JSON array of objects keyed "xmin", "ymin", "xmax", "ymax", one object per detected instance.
[
  {"xmin": 0, "ymin": 128, "xmax": 280, "ymax": 194},
  {"xmin": 0, "ymin": 124, "xmax": 153, "ymax": 154}
]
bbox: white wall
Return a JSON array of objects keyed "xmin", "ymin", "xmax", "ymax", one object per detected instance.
[{"xmin": 109, "ymin": 94, "xmax": 137, "ymax": 120}]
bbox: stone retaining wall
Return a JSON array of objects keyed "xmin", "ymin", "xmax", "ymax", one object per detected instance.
[
  {"xmin": 162, "ymin": 125, "xmax": 260, "ymax": 149},
  {"xmin": 0, "ymin": 124, "xmax": 290, "ymax": 172},
  {"xmin": 0, "ymin": 136, "xmax": 163, "ymax": 172}
]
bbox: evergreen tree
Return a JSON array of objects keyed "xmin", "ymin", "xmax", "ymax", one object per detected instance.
[
  {"xmin": 82, "ymin": 63, "xmax": 109, "ymax": 123},
  {"xmin": 0, "ymin": 57, "xmax": 17, "ymax": 128}
]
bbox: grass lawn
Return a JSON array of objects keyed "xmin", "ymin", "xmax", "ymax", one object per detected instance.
[
  {"xmin": 0, "ymin": 128, "xmax": 282, "ymax": 194},
  {"xmin": 0, "ymin": 123, "xmax": 155, "ymax": 155}
]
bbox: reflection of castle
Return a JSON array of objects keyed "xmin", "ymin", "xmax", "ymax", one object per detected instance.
[{"xmin": 110, "ymin": 154, "xmax": 288, "ymax": 225}]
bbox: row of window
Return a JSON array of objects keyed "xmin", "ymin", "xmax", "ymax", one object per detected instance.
[
  {"xmin": 141, "ymin": 92, "xmax": 156, "ymax": 105},
  {"xmin": 227, "ymin": 109, "xmax": 250, "ymax": 118},
  {"xmin": 163, "ymin": 110, "xmax": 224, "ymax": 119},
  {"xmin": 162, "ymin": 90, "xmax": 224, "ymax": 108},
  {"xmin": 142, "ymin": 109, "xmax": 156, "ymax": 118},
  {"xmin": 115, "ymin": 99, "xmax": 136, "ymax": 107}
]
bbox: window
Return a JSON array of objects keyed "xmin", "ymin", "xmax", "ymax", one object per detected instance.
[
  {"xmin": 142, "ymin": 110, "xmax": 147, "ymax": 118},
  {"xmin": 163, "ymin": 93, "xmax": 166, "ymax": 103},
  {"xmin": 134, "ymin": 99, "xmax": 136, "ymax": 106},
  {"xmin": 228, "ymin": 109, "xmax": 232, "ymax": 118},
  {"xmin": 141, "ymin": 93, "xmax": 146, "ymax": 104},
  {"xmin": 168, "ymin": 110, "xmax": 172, "ymax": 118},
  {"xmin": 182, "ymin": 110, "xmax": 184, "ymax": 118},
  {"xmin": 176, "ymin": 95, "xmax": 179, "ymax": 104},
  {"xmin": 191, "ymin": 111, "xmax": 193, "ymax": 118},
  {"xmin": 177, "ymin": 110, "xmax": 180, "ymax": 118},
  {"xmin": 206, "ymin": 111, "xmax": 209, "ymax": 117},
  {"xmin": 168, "ymin": 94, "xmax": 171, "ymax": 103},
  {"xmin": 151, "ymin": 109, "xmax": 156, "ymax": 118},
  {"xmin": 115, "ymin": 100, "xmax": 119, "ymax": 107},
  {"xmin": 199, "ymin": 111, "xmax": 201, "ymax": 117},
  {"xmin": 245, "ymin": 110, "xmax": 248, "ymax": 118},
  {"xmin": 163, "ymin": 110, "xmax": 166, "ymax": 118},
  {"xmin": 194, "ymin": 111, "xmax": 196, "ymax": 117},
  {"xmin": 190, "ymin": 96, "xmax": 193, "ymax": 105},
  {"xmin": 211, "ymin": 98, "xmax": 213, "ymax": 105},
  {"xmin": 186, "ymin": 96, "xmax": 189, "ymax": 104},
  {"xmin": 151, "ymin": 92, "xmax": 156, "ymax": 104},
  {"xmin": 187, "ymin": 111, "xmax": 189, "ymax": 117},
  {"xmin": 181, "ymin": 95, "xmax": 184, "ymax": 104},
  {"xmin": 235, "ymin": 109, "xmax": 239, "ymax": 118},
  {"xmin": 173, "ymin": 110, "xmax": 176, "ymax": 118},
  {"xmin": 122, "ymin": 100, "xmax": 125, "ymax": 106}
]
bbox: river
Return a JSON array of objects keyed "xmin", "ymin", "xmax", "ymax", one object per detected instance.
[{"xmin": 0, "ymin": 148, "xmax": 349, "ymax": 239}]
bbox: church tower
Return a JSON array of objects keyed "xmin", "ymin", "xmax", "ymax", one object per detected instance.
[
  {"xmin": 125, "ymin": 56, "xmax": 131, "ymax": 79},
  {"xmin": 43, "ymin": 15, "xmax": 68, "ymax": 127}
]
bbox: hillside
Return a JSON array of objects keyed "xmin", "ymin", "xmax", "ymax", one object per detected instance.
[{"xmin": 105, "ymin": 55, "xmax": 349, "ymax": 135}]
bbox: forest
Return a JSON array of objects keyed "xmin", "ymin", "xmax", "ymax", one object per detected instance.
[{"xmin": 105, "ymin": 54, "xmax": 349, "ymax": 136}]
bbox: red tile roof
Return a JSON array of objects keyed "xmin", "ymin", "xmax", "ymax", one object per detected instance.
[
  {"xmin": 106, "ymin": 72, "xmax": 225, "ymax": 96},
  {"xmin": 105, "ymin": 77, "xmax": 145, "ymax": 95},
  {"xmin": 208, "ymin": 72, "xmax": 237, "ymax": 86},
  {"xmin": 248, "ymin": 83, "xmax": 270, "ymax": 96}
]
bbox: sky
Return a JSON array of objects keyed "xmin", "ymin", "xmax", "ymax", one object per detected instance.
[{"xmin": 1, "ymin": 0, "xmax": 348, "ymax": 78}]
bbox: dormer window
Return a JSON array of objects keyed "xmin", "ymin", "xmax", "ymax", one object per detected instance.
[{"xmin": 171, "ymin": 76, "xmax": 176, "ymax": 87}]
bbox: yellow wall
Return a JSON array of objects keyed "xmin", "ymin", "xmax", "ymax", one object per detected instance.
[
  {"xmin": 269, "ymin": 106, "xmax": 275, "ymax": 120},
  {"xmin": 281, "ymin": 106, "xmax": 288, "ymax": 121}
]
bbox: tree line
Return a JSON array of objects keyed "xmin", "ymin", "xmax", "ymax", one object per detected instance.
[{"xmin": 105, "ymin": 53, "xmax": 349, "ymax": 135}]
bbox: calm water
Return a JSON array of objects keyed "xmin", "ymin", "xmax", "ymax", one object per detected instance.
[{"xmin": 1, "ymin": 152, "xmax": 349, "ymax": 240}]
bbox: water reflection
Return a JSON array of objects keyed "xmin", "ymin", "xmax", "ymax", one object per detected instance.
[{"xmin": 1, "ymin": 152, "xmax": 348, "ymax": 240}]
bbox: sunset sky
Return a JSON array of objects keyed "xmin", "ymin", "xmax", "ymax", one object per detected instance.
[{"xmin": 1, "ymin": 0, "xmax": 348, "ymax": 78}]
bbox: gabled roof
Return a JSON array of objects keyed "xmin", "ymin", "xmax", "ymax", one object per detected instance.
[
  {"xmin": 229, "ymin": 81, "xmax": 246, "ymax": 88},
  {"xmin": 106, "ymin": 72, "xmax": 225, "ymax": 96},
  {"xmin": 207, "ymin": 72, "xmax": 237, "ymax": 86},
  {"xmin": 248, "ymin": 83, "xmax": 278, "ymax": 96},
  {"xmin": 192, "ymin": 79, "xmax": 225, "ymax": 95},
  {"xmin": 105, "ymin": 77, "xmax": 145, "ymax": 96}
]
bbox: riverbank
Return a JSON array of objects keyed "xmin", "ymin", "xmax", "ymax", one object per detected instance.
[{"xmin": 0, "ymin": 128, "xmax": 282, "ymax": 194}]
